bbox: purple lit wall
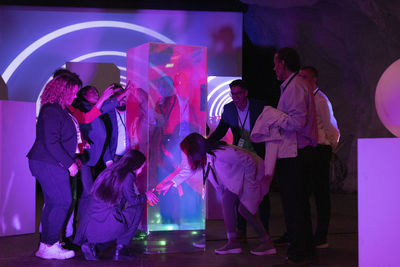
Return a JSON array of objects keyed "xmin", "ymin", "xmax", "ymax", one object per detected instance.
[
  {"xmin": 0, "ymin": 6, "xmax": 242, "ymax": 103},
  {"xmin": 0, "ymin": 100, "xmax": 36, "ymax": 237}
]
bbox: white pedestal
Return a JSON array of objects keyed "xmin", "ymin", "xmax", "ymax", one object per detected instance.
[
  {"xmin": 0, "ymin": 100, "xmax": 36, "ymax": 236},
  {"xmin": 358, "ymin": 138, "xmax": 400, "ymax": 266}
]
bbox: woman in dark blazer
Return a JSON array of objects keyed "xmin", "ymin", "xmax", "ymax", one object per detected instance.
[
  {"xmin": 27, "ymin": 72, "xmax": 83, "ymax": 260},
  {"xmin": 75, "ymin": 149, "xmax": 158, "ymax": 261}
]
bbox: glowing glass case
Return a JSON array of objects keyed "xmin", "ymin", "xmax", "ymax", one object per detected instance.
[{"xmin": 126, "ymin": 43, "xmax": 207, "ymax": 252}]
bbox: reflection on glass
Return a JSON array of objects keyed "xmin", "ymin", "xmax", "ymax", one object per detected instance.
[{"xmin": 127, "ymin": 43, "xmax": 207, "ymax": 252}]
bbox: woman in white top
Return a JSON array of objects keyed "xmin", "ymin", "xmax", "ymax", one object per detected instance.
[{"xmin": 156, "ymin": 133, "xmax": 276, "ymax": 256}]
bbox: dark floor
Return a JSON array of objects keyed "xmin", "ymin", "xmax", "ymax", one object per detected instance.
[{"xmin": 0, "ymin": 192, "xmax": 358, "ymax": 266}]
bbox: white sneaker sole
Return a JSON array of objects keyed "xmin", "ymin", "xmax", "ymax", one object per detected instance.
[
  {"xmin": 35, "ymin": 249, "xmax": 75, "ymax": 259},
  {"xmin": 214, "ymin": 248, "xmax": 242, "ymax": 255},
  {"xmin": 250, "ymin": 248, "xmax": 277, "ymax": 256}
]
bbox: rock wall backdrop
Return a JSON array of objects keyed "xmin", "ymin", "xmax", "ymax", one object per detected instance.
[{"xmin": 241, "ymin": 0, "xmax": 400, "ymax": 192}]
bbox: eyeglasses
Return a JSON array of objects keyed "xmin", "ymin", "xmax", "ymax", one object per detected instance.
[{"xmin": 230, "ymin": 91, "xmax": 245, "ymax": 97}]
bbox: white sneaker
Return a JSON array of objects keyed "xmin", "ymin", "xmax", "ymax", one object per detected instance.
[
  {"xmin": 35, "ymin": 243, "xmax": 47, "ymax": 258},
  {"xmin": 35, "ymin": 241, "xmax": 75, "ymax": 260}
]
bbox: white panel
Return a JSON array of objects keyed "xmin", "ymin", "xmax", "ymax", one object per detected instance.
[
  {"xmin": 358, "ymin": 138, "xmax": 400, "ymax": 267},
  {"xmin": 0, "ymin": 100, "xmax": 36, "ymax": 236}
]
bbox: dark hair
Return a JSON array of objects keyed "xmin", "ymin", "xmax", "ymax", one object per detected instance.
[
  {"xmin": 90, "ymin": 150, "xmax": 146, "ymax": 206},
  {"xmin": 180, "ymin": 133, "xmax": 226, "ymax": 171},
  {"xmin": 53, "ymin": 68, "xmax": 71, "ymax": 77},
  {"xmin": 229, "ymin": 79, "xmax": 248, "ymax": 91},
  {"xmin": 71, "ymin": 85, "xmax": 97, "ymax": 109},
  {"xmin": 53, "ymin": 68, "xmax": 82, "ymax": 88},
  {"xmin": 276, "ymin": 47, "xmax": 301, "ymax": 72},
  {"xmin": 112, "ymin": 83, "xmax": 124, "ymax": 90},
  {"xmin": 111, "ymin": 83, "xmax": 125, "ymax": 97},
  {"xmin": 301, "ymin": 66, "xmax": 318, "ymax": 79}
]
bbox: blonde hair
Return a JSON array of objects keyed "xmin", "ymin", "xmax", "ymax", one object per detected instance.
[{"xmin": 41, "ymin": 73, "xmax": 81, "ymax": 108}]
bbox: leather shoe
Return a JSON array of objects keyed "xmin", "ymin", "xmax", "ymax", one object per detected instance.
[
  {"xmin": 62, "ymin": 237, "xmax": 80, "ymax": 251},
  {"xmin": 113, "ymin": 244, "xmax": 136, "ymax": 261},
  {"xmin": 273, "ymin": 233, "xmax": 289, "ymax": 246},
  {"xmin": 81, "ymin": 242, "xmax": 98, "ymax": 261}
]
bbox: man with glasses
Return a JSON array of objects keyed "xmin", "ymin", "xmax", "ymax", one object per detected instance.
[{"xmin": 208, "ymin": 79, "xmax": 269, "ymax": 244}]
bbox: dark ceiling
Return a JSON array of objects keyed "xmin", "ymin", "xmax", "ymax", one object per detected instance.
[{"xmin": 0, "ymin": 0, "xmax": 247, "ymax": 12}]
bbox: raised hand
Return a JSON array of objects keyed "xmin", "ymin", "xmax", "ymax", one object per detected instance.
[
  {"xmin": 101, "ymin": 86, "xmax": 115, "ymax": 100},
  {"xmin": 95, "ymin": 86, "xmax": 114, "ymax": 109}
]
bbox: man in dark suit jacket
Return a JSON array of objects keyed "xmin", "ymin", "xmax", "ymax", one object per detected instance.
[
  {"xmin": 209, "ymin": 79, "xmax": 270, "ymax": 240},
  {"xmin": 102, "ymin": 84, "xmax": 128, "ymax": 166}
]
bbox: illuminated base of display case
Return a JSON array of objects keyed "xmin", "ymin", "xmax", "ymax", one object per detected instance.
[
  {"xmin": 148, "ymin": 222, "xmax": 205, "ymax": 231},
  {"xmin": 143, "ymin": 230, "xmax": 205, "ymax": 254},
  {"xmin": 130, "ymin": 230, "xmax": 205, "ymax": 254}
]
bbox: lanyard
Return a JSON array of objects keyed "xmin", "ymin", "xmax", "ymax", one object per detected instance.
[
  {"xmin": 313, "ymin": 88, "xmax": 320, "ymax": 96},
  {"xmin": 117, "ymin": 111, "xmax": 126, "ymax": 131},
  {"xmin": 282, "ymin": 71, "xmax": 298, "ymax": 92},
  {"xmin": 203, "ymin": 161, "xmax": 218, "ymax": 186},
  {"xmin": 237, "ymin": 107, "xmax": 249, "ymax": 131}
]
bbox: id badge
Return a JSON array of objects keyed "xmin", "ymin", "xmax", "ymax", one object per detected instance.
[{"xmin": 238, "ymin": 138, "xmax": 245, "ymax": 148}]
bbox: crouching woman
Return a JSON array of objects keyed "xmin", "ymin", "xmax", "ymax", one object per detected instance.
[
  {"xmin": 156, "ymin": 133, "xmax": 275, "ymax": 256},
  {"xmin": 74, "ymin": 150, "xmax": 158, "ymax": 260}
]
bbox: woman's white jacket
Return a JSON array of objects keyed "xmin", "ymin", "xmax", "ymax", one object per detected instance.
[{"xmin": 171, "ymin": 145, "xmax": 269, "ymax": 214}]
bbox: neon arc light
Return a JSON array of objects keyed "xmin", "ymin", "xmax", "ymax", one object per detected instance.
[{"xmin": 2, "ymin": 20, "xmax": 175, "ymax": 83}]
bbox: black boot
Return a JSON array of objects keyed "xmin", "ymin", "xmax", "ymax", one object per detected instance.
[
  {"xmin": 62, "ymin": 236, "xmax": 81, "ymax": 251},
  {"xmin": 81, "ymin": 242, "xmax": 98, "ymax": 260},
  {"xmin": 113, "ymin": 244, "xmax": 136, "ymax": 261}
]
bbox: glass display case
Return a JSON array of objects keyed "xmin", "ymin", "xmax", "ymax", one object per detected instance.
[{"xmin": 126, "ymin": 43, "xmax": 207, "ymax": 253}]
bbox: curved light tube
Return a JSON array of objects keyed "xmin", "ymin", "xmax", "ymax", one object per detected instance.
[{"xmin": 2, "ymin": 20, "xmax": 175, "ymax": 83}]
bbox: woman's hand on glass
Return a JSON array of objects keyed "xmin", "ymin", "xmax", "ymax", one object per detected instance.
[
  {"xmin": 155, "ymin": 180, "xmax": 174, "ymax": 196},
  {"xmin": 145, "ymin": 188, "xmax": 159, "ymax": 206}
]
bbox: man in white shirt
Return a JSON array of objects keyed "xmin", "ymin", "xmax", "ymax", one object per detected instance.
[
  {"xmin": 299, "ymin": 66, "xmax": 340, "ymax": 249},
  {"xmin": 272, "ymin": 47, "xmax": 318, "ymax": 266}
]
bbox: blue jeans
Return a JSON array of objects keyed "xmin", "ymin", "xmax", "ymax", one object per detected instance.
[{"xmin": 29, "ymin": 159, "xmax": 72, "ymax": 245}]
